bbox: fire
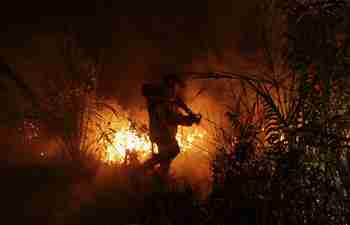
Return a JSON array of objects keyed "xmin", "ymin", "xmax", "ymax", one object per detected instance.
[
  {"xmin": 105, "ymin": 121, "xmax": 156, "ymax": 163},
  {"xmin": 102, "ymin": 120, "xmax": 206, "ymax": 164},
  {"xmin": 176, "ymin": 126, "xmax": 206, "ymax": 151}
]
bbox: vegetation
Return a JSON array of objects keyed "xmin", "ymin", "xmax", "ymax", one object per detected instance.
[
  {"xmin": 209, "ymin": 1, "xmax": 350, "ymax": 225},
  {"xmin": 1, "ymin": 1, "xmax": 350, "ymax": 225}
]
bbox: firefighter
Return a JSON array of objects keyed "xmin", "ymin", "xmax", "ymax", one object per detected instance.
[{"xmin": 141, "ymin": 74, "xmax": 201, "ymax": 178}]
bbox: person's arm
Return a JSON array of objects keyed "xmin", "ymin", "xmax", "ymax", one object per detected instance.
[
  {"xmin": 174, "ymin": 97, "xmax": 193, "ymax": 115},
  {"xmin": 173, "ymin": 113, "xmax": 195, "ymax": 126},
  {"xmin": 167, "ymin": 107, "xmax": 201, "ymax": 126}
]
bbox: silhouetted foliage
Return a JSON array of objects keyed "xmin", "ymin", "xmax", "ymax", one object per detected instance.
[{"xmin": 208, "ymin": 1, "xmax": 350, "ymax": 225}]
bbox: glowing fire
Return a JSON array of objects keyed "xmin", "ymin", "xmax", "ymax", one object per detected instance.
[
  {"xmin": 103, "ymin": 121, "xmax": 206, "ymax": 164},
  {"xmin": 105, "ymin": 122, "xmax": 156, "ymax": 163},
  {"xmin": 176, "ymin": 126, "xmax": 206, "ymax": 151}
]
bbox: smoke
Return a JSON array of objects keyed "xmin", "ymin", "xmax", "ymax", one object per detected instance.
[{"xmin": 1, "ymin": 11, "xmax": 268, "ymax": 195}]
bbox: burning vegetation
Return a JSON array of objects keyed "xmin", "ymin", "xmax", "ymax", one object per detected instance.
[
  {"xmin": 97, "ymin": 107, "xmax": 207, "ymax": 164},
  {"xmin": 2, "ymin": 1, "xmax": 350, "ymax": 225}
]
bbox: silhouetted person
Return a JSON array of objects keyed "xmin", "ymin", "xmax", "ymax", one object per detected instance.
[{"xmin": 142, "ymin": 74, "xmax": 201, "ymax": 179}]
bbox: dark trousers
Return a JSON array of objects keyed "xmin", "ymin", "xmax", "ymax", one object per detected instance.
[{"xmin": 142, "ymin": 140, "xmax": 180, "ymax": 177}]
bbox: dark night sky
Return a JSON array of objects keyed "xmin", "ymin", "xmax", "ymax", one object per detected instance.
[
  {"xmin": 0, "ymin": 1, "xmax": 261, "ymax": 53},
  {"xmin": 0, "ymin": 1, "xmax": 264, "ymax": 109}
]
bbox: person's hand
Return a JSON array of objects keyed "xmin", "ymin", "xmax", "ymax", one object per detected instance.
[{"xmin": 190, "ymin": 113, "xmax": 202, "ymax": 125}]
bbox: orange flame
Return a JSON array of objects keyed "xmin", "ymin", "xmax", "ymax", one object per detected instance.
[{"xmin": 103, "ymin": 121, "xmax": 206, "ymax": 164}]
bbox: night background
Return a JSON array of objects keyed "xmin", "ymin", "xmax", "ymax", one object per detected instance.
[{"xmin": 0, "ymin": 1, "xmax": 350, "ymax": 225}]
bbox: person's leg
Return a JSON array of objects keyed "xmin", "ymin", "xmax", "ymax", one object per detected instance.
[
  {"xmin": 142, "ymin": 153, "xmax": 161, "ymax": 172},
  {"xmin": 142, "ymin": 140, "xmax": 180, "ymax": 174},
  {"xmin": 157, "ymin": 143, "xmax": 180, "ymax": 180},
  {"xmin": 159, "ymin": 160, "xmax": 171, "ymax": 178}
]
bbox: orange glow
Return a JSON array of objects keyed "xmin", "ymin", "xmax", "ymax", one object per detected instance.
[
  {"xmin": 102, "ymin": 120, "xmax": 206, "ymax": 164},
  {"xmin": 176, "ymin": 126, "xmax": 206, "ymax": 151},
  {"xmin": 104, "ymin": 121, "xmax": 157, "ymax": 163}
]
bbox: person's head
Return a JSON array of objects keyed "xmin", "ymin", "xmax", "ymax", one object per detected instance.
[{"xmin": 163, "ymin": 74, "xmax": 185, "ymax": 91}]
